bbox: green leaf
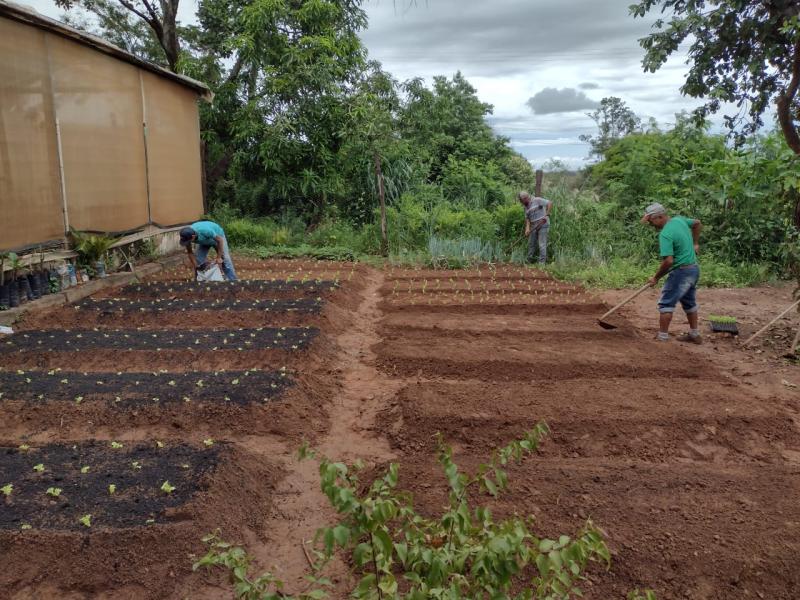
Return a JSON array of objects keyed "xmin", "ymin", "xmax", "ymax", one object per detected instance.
[{"xmin": 332, "ymin": 525, "xmax": 350, "ymax": 547}]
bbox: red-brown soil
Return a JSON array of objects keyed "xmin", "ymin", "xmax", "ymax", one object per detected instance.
[
  {"xmin": 0, "ymin": 259, "xmax": 365, "ymax": 599},
  {"xmin": 371, "ymin": 267, "xmax": 800, "ymax": 599},
  {"xmin": 2, "ymin": 260, "xmax": 798, "ymax": 599}
]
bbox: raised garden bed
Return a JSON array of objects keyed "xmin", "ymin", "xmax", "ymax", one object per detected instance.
[
  {"xmin": 76, "ymin": 297, "xmax": 324, "ymax": 313},
  {"xmin": 116, "ymin": 279, "xmax": 338, "ymax": 299},
  {"xmin": 0, "ymin": 369, "xmax": 292, "ymax": 405},
  {"xmin": 0, "ymin": 441, "xmax": 221, "ymax": 530},
  {"xmin": 0, "ymin": 327, "xmax": 318, "ymax": 353}
]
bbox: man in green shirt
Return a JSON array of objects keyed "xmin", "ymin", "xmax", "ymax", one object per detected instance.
[{"xmin": 641, "ymin": 203, "xmax": 703, "ymax": 343}]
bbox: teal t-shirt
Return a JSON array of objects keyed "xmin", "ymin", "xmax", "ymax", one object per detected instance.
[
  {"xmin": 659, "ymin": 216, "xmax": 697, "ymax": 268},
  {"xmin": 191, "ymin": 221, "xmax": 224, "ymax": 246}
]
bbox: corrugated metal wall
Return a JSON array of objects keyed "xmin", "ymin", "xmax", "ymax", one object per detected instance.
[{"xmin": 0, "ymin": 17, "xmax": 204, "ymax": 252}]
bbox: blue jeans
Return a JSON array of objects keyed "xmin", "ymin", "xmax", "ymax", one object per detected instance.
[
  {"xmin": 527, "ymin": 224, "xmax": 549, "ymax": 264},
  {"xmin": 195, "ymin": 236, "xmax": 237, "ymax": 281},
  {"xmin": 658, "ymin": 265, "xmax": 699, "ymax": 314}
]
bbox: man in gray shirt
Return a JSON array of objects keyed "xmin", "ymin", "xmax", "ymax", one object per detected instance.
[{"xmin": 518, "ymin": 191, "xmax": 552, "ymax": 265}]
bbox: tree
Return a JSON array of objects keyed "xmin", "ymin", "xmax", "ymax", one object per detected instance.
[
  {"xmin": 56, "ymin": 0, "xmax": 182, "ymax": 71},
  {"xmin": 579, "ymin": 97, "xmax": 642, "ymax": 159},
  {"xmin": 630, "ymin": 0, "xmax": 800, "ymax": 155}
]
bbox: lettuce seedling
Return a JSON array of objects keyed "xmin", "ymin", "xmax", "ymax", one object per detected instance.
[
  {"xmin": 33, "ymin": 464, "xmax": 44, "ymax": 473},
  {"xmin": 1, "ymin": 484, "xmax": 12, "ymax": 496},
  {"xmin": 161, "ymin": 481, "xmax": 176, "ymax": 494},
  {"xmin": 46, "ymin": 487, "xmax": 62, "ymax": 498},
  {"xmin": 79, "ymin": 514, "xmax": 92, "ymax": 528}
]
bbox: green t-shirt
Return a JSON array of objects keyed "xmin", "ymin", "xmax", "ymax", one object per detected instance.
[{"xmin": 659, "ymin": 216, "xmax": 697, "ymax": 268}]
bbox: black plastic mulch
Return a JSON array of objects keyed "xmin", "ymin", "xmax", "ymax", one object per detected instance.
[
  {"xmin": 0, "ymin": 442, "xmax": 221, "ymax": 530},
  {"xmin": 0, "ymin": 327, "xmax": 318, "ymax": 353},
  {"xmin": 0, "ymin": 369, "xmax": 293, "ymax": 405},
  {"xmin": 116, "ymin": 280, "xmax": 338, "ymax": 299},
  {"xmin": 75, "ymin": 297, "xmax": 323, "ymax": 313}
]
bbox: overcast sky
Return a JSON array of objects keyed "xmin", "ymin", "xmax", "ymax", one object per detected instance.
[{"xmin": 24, "ymin": 0, "xmax": 701, "ymax": 168}]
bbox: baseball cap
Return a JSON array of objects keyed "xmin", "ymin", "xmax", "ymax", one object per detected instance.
[
  {"xmin": 641, "ymin": 202, "xmax": 666, "ymax": 223},
  {"xmin": 179, "ymin": 227, "xmax": 195, "ymax": 246}
]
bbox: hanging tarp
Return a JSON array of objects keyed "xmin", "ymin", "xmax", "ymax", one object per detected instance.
[
  {"xmin": 0, "ymin": 18, "xmax": 65, "ymax": 251},
  {"xmin": 141, "ymin": 72, "xmax": 204, "ymax": 227},
  {"xmin": 0, "ymin": 2, "xmax": 208, "ymax": 253},
  {"xmin": 49, "ymin": 35, "xmax": 150, "ymax": 233}
]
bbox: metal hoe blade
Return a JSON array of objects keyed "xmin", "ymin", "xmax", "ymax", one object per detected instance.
[{"xmin": 597, "ymin": 319, "xmax": 618, "ymax": 330}]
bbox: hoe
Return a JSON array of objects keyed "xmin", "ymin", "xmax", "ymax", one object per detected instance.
[{"xmin": 597, "ymin": 282, "xmax": 653, "ymax": 330}]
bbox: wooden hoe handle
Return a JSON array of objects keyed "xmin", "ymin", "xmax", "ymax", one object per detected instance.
[
  {"xmin": 598, "ymin": 282, "xmax": 653, "ymax": 322},
  {"xmin": 742, "ymin": 298, "xmax": 800, "ymax": 347}
]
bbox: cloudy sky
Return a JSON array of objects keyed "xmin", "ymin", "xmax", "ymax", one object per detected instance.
[
  {"xmin": 24, "ymin": 0, "xmax": 701, "ymax": 168},
  {"xmin": 360, "ymin": 0, "xmax": 702, "ymax": 169}
]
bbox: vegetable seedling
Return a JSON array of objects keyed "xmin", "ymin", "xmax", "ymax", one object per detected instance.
[
  {"xmin": 46, "ymin": 487, "xmax": 62, "ymax": 498},
  {"xmin": 33, "ymin": 464, "xmax": 45, "ymax": 473},
  {"xmin": 1, "ymin": 484, "xmax": 12, "ymax": 496},
  {"xmin": 80, "ymin": 466, "xmax": 90, "ymax": 474},
  {"xmin": 79, "ymin": 514, "xmax": 92, "ymax": 528},
  {"xmin": 161, "ymin": 481, "xmax": 176, "ymax": 494},
  {"xmin": 108, "ymin": 484, "xmax": 116, "ymax": 495},
  {"xmin": 203, "ymin": 439, "xmax": 214, "ymax": 447},
  {"xmin": 110, "ymin": 441, "xmax": 123, "ymax": 449}
]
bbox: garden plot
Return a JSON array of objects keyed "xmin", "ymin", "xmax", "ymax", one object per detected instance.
[
  {"xmin": 77, "ymin": 297, "xmax": 323, "ymax": 313},
  {"xmin": 0, "ymin": 441, "xmax": 221, "ymax": 530},
  {"xmin": 0, "ymin": 258, "xmax": 360, "ymax": 598},
  {"xmin": 110, "ymin": 279, "xmax": 338, "ymax": 300},
  {"xmin": 374, "ymin": 326, "xmax": 721, "ymax": 381},
  {"xmin": 373, "ymin": 265, "xmax": 800, "ymax": 597},
  {"xmin": 0, "ymin": 441, "xmax": 281, "ymax": 598},
  {"xmin": 0, "ymin": 369, "xmax": 292, "ymax": 405},
  {"xmin": 379, "ymin": 379, "xmax": 800, "ymax": 464}
]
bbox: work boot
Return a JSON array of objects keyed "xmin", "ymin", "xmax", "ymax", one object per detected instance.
[{"xmin": 677, "ymin": 332, "xmax": 703, "ymax": 345}]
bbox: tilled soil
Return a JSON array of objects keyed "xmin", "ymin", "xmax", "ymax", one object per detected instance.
[
  {"xmin": 0, "ymin": 259, "xmax": 366, "ymax": 599},
  {"xmin": 2, "ymin": 260, "xmax": 798, "ymax": 599},
  {"xmin": 371, "ymin": 267, "xmax": 800, "ymax": 599}
]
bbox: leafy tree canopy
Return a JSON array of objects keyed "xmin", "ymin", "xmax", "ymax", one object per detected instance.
[
  {"xmin": 631, "ymin": 0, "xmax": 800, "ymax": 154},
  {"xmin": 579, "ymin": 96, "xmax": 642, "ymax": 159}
]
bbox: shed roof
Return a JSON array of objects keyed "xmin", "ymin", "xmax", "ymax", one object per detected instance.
[{"xmin": 0, "ymin": 0, "xmax": 211, "ymax": 98}]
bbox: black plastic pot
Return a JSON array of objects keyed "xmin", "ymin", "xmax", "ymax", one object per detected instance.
[
  {"xmin": 28, "ymin": 273, "xmax": 41, "ymax": 299},
  {"xmin": 17, "ymin": 277, "xmax": 29, "ymax": 304},
  {"xmin": 38, "ymin": 270, "xmax": 50, "ymax": 296},
  {"xmin": 8, "ymin": 280, "xmax": 19, "ymax": 308},
  {"xmin": 0, "ymin": 281, "xmax": 9, "ymax": 310}
]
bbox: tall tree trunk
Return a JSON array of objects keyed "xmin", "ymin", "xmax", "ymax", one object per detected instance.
[{"xmin": 374, "ymin": 150, "xmax": 388, "ymax": 256}]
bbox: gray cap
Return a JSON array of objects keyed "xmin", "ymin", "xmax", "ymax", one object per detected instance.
[{"xmin": 641, "ymin": 202, "xmax": 666, "ymax": 222}]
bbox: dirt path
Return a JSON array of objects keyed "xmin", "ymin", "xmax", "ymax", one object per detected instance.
[{"xmin": 245, "ymin": 268, "xmax": 398, "ymax": 595}]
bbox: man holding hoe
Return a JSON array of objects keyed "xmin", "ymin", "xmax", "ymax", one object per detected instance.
[
  {"xmin": 641, "ymin": 202, "xmax": 702, "ymax": 343},
  {"xmin": 518, "ymin": 191, "xmax": 552, "ymax": 265},
  {"xmin": 179, "ymin": 220, "xmax": 238, "ymax": 281}
]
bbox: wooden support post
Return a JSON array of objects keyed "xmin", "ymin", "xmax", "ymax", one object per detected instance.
[
  {"xmin": 374, "ymin": 151, "xmax": 388, "ymax": 257},
  {"xmin": 535, "ymin": 169, "xmax": 543, "ymax": 197}
]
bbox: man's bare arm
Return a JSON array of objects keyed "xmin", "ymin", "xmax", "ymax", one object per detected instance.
[
  {"xmin": 649, "ymin": 256, "xmax": 674, "ymax": 285},
  {"xmin": 691, "ymin": 219, "xmax": 702, "ymax": 251}
]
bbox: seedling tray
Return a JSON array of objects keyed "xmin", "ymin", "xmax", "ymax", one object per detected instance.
[
  {"xmin": 117, "ymin": 279, "xmax": 338, "ymax": 299},
  {"xmin": 0, "ymin": 442, "xmax": 220, "ymax": 530},
  {"xmin": 76, "ymin": 297, "xmax": 323, "ymax": 313},
  {"xmin": 0, "ymin": 327, "xmax": 318, "ymax": 353},
  {"xmin": 709, "ymin": 315, "xmax": 739, "ymax": 335},
  {"xmin": 0, "ymin": 369, "xmax": 292, "ymax": 405}
]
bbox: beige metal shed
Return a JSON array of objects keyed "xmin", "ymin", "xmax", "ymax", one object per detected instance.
[{"xmin": 0, "ymin": 1, "xmax": 211, "ymax": 253}]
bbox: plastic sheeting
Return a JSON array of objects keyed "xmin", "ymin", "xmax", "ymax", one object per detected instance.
[
  {"xmin": 142, "ymin": 72, "xmax": 204, "ymax": 226},
  {"xmin": 0, "ymin": 14, "xmax": 204, "ymax": 252},
  {"xmin": 0, "ymin": 18, "xmax": 65, "ymax": 250},
  {"xmin": 49, "ymin": 34, "xmax": 150, "ymax": 233}
]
